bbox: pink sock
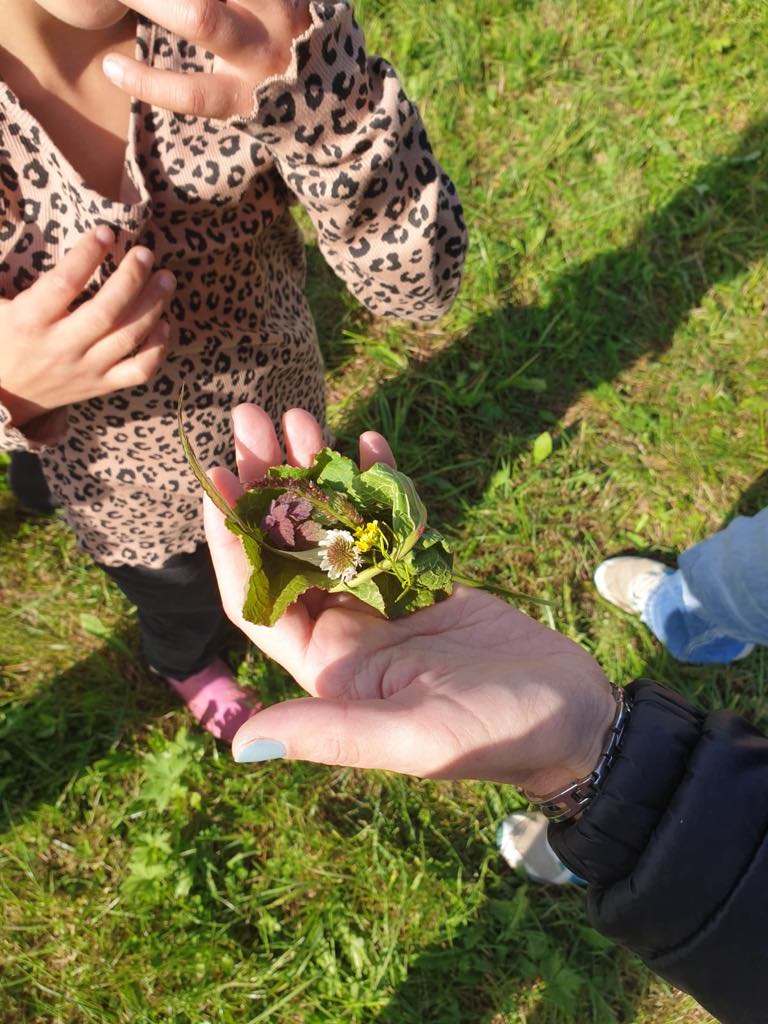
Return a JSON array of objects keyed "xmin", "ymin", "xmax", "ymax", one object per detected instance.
[{"xmin": 165, "ymin": 657, "xmax": 261, "ymax": 741}]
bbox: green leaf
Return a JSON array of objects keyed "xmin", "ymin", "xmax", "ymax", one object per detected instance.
[
  {"xmin": 262, "ymin": 547, "xmax": 334, "ymax": 626},
  {"xmin": 341, "ymin": 574, "xmax": 387, "ymax": 616},
  {"xmin": 351, "ymin": 463, "xmax": 427, "ymax": 554},
  {"xmin": 123, "ymin": 830, "xmax": 176, "ymax": 893},
  {"xmin": 268, "ymin": 570, "xmax": 322, "ymax": 625},
  {"xmin": 230, "ymin": 525, "xmax": 272, "ymax": 626},
  {"xmin": 173, "ymin": 868, "xmax": 195, "ymax": 899},
  {"xmin": 314, "ymin": 448, "xmax": 359, "ymax": 494},
  {"xmin": 139, "ymin": 729, "xmax": 200, "ymax": 811},
  {"xmin": 532, "ymin": 431, "xmax": 553, "ymax": 464},
  {"xmin": 392, "ymin": 584, "xmax": 448, "ymax": 617},
  {"xmin": 266, "ymin": 463, "xmax": 316, "ymax": 482},
  {"xmin": 708, "ymin": 33, "xmax": 734, "ymax": 54},
  {"xmin": 372, "ymin": 571, "xmax": 448, "ymax": 619},
  {"xmin": 410, "ymin": 531, "xmax": 454, "ymax": 592}
]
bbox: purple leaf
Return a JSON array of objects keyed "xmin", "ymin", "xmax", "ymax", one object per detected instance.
[
  {"xmin": 295, "ymin": 519, "xmax": 325, "ymax": 549},
  {"xmin": 261, "ymin": 492, "xmax": 322, "ymax": 551}
]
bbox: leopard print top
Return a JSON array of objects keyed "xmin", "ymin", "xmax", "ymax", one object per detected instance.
[{"xmin": 0, "ymin": 1, "xmax": 466, "ymax": 568}]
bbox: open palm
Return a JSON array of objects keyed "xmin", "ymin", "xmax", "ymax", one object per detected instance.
[{"xmin": 204, "ymin": 404, "xmax": 613, "ymax": 791}]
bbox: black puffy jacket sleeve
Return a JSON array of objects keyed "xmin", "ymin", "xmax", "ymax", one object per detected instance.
[{"xmin": 549, "ymin": 679, "xmax": 768, "ymax": 1024}]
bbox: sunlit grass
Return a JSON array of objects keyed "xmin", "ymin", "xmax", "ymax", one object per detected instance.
[{"xmin": 2, "ymin": 1, "xmax": 768, "ymax": 1020}]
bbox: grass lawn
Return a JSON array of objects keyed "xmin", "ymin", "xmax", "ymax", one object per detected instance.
[{"xmin": 2, "ymin": 0, "xmax": 768, "ymax": 1020}]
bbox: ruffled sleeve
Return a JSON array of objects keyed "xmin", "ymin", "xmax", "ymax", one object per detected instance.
[{"xmin": 239, "ymin": 1, "xmax": 467, "ymax": 322}]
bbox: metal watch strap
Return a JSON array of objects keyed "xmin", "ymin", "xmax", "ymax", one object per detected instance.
[{"xmin": 523, "ymin": 686, "xmax": 631, "ymax": 824}]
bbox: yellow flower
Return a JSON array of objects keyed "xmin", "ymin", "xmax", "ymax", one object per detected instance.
[{"xmin": 354, "ymin": 520, "xmax": 382, "ymax": 553}]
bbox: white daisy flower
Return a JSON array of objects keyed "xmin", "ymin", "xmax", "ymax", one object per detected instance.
[{"xmin": 319, "ymin": 529, "xmax": 362, "ymax": 583}]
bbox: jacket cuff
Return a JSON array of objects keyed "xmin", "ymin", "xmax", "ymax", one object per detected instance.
[
  {"xmin": 548, "ymin": 676, "xmax": 768, "ymax": 1022},
  {"xmin": 548, "ymin": 679, "xmax": 705, "ymax": 885}
]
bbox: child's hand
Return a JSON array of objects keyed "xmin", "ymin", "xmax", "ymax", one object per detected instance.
[
  {"xmin": 102, "ymin": 0, "xmax": 313, "ymax": 119},
  {"xmin": 0, "ymin": 227, "xmax": 175, "ymax": 428}
]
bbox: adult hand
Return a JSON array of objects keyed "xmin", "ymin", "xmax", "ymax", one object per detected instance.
[
  {"xmin": 0, "ymin": 227, "xmax": 175, "ymax": 428},
  {"xmin": 204, "ymin": 405, "xmax": 615, "ymax": 794},
  {"xmin": 102, "ymin": 0, "xmax": 313, "ymax": 119}
]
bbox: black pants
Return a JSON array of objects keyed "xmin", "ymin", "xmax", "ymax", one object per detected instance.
[
  {"xmin": 8, "ymin": 450, "xmax": 59, "ymax": 513},
  {"xmin": 101, "ymin": 545, "xmax": 227, "ymax": 678},
  {"xmin": 9, "ymin": 451, "xmax": 226, "ymax": 678}
]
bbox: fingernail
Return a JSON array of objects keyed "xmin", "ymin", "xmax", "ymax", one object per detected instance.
[
  {"xmin": 157, "ymin": 270, "xmax": 176, "ymax": 292},
  {"xmin": 134, "ymin": 247, "xmax": 154, "ymax": 269},
  {"xmin": 102, "ymin": 57, "xmax": 125, "ymax": 85},
  {"xmin": 95, "ymin": 225, "xmax": 114, "ymax": 245},
  {"xmin": 234, "ymin": 739, "xmax": 287, "ymax": 763}
]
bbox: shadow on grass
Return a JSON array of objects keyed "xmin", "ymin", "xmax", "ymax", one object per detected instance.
[
  {"xmin": 2, "ymin": 116, "xmax": 766, "ymax": 1024},
  {"xmin": 332, "ymin": 117, "xmax": 768, "ymax": 530},
  {"xmin": 371, "ymin": 876, "xmax": 644, "ymax": 1024},
  {"xmin": 0, "ymin": 597, "xmax": 250, "ymax": 834},
  {"xmin": 0, "ymin": 630, "xmax": 170, "ymax": 832},
  {"xmin": 728, "ymin": 469, "xmax": 768, "ymax": 521},
  {"xmin": 361, "ymin": 124, "xmax": 768, "ymax": 1023}
]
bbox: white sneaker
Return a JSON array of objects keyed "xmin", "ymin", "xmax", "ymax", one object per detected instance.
[
  {"xmin": 593, "ymin": 556, "xmax": 672, "ymax": 616},
  {"xmin": 497, "ymin": 813, "xmax": 585, "ymax": 886},
  {"xmin": 595, "ymin": 556, "xmax": 756, "ymax": 662}
]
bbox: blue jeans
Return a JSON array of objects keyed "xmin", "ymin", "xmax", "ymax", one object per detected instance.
[{"xmin": 642, "ymin": 508, "xmax": 768, "ymax": 664}]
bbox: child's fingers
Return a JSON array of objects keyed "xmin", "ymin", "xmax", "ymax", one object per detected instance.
[
  {"xmin": 103, "ymin": 319, "xmax": 172, "ymax": 391},
  {"xmin": 103, "ymin": 57, "xmax": 251, "ymax": 119},
  {"xmin": 359, "ymin": 432, "xmax": 396, "ymax": 471},
  {"xmin": 257, "ymin": 0, "xmax": 313, "ymax": 39},
  {"xmin": 22, "ymin": 226, "xmax": 114, "ymax": 324},
  {"xmin": 96, "ymin": 269, "xmax": 176, "ymax": 364},
  {"xmin": 72, "ymin": 247, "xmax": 172, "ymax": 344},
  {"xmin": 108, "ymin": 0, "xmax": 253, "ymax": 60},
  {"xmin": 283, "ymin": 408, "xmax": 324, "ymax": 468},
  {"xmin": 231, "ymin": 404, "xmax": 283, "ymax": 483}
]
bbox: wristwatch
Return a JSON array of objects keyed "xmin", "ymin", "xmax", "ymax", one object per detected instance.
[{"xmin": 523, "ymin": 685, "xmax": 632, "ymax": 824}]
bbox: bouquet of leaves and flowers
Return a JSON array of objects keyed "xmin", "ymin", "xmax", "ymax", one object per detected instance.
[{"xmin": 180, "ymin": 409, "xmax": 454, "ymax": 627}]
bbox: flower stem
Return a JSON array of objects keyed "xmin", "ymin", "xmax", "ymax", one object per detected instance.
[{"xmin": 452, "ymin": 572, "xmax": 556, "ymax": 608}]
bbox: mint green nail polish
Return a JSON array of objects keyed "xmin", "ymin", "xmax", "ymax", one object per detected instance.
[{"xmin": 234, "ymin": 739, "xmax": 286, "ymax": 763}]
